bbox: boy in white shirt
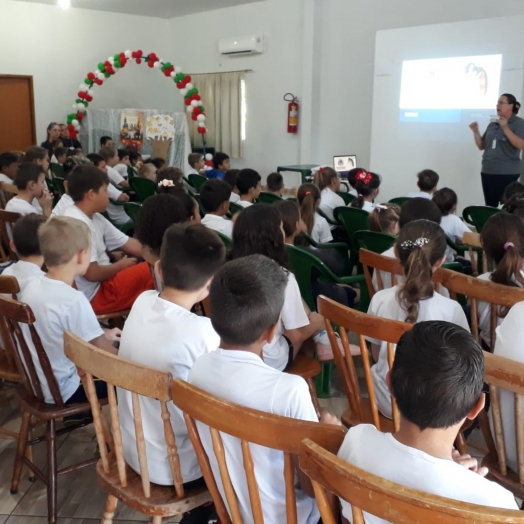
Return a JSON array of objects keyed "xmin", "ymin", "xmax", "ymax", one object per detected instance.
[
  {"xmin": 236, "ymin": 168, "xmax": 261, "ymax": 208},
  {"xmin": 199, "ymin": 179, "xmax": 234, "ymax": 238},
  {"xmin": 0, "ymin": 151, "xmax": 19, "ymax": 185},
  {"xmin": 187, "ymin": 153, "xmax": 205, "ymax": 175},
  {"xmin": 2, "ymin": 214, "xmax": 46, "ymax": 294},
  {"xmin": 224, "ymin": 169, "xmax": 241, "ymax": 203},
  {"xmin": 99, "ymin": 146, "xmax": 130, "ymax": 189},
  {"xmin": 407, "ymin": 169, "xmax": 439, "ymax": 199},
  {"xmin": 114, "ymin": 149, "xmax": 130, "ymax": 179},
  {"xmin": 118, "ymin": 224, "xmax": 224, "ymax": 497},
  {"xmin": 52, "ymin": 155, "xmax": 91, "ymax": 217},
  {"xmin": 6, "ymin": 163, "xmax": 53, "ymax": 217},
  {"xmin": 188, "ymin": 254, "xmax": 340, "ymax": 524},
  {"xmin": 64, "ymin": 164, "xmax": 154, "ymax": 314},
  {"xmin": 338, "ymin": 321, "xmax": 518, "ymax": 523},
  {"xmin": 17, "ymin": 217, "xmax": 119, "ymax": 405}
]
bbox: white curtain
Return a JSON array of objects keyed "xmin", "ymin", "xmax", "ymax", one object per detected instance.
[{"xmin": 189, "ymin": 72, "xmax": 243, "ymax": 158}]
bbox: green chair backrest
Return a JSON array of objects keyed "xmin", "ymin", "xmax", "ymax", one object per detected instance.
[
  {"xmin": 388, "ymin": 197, "xmax": 412, "ymax": 207},
  {"xmin": 257, "ymin": 192, "xmax": 283, "ymax": 204},
  {"xmin": 188, "ymin": 174, "xmax": 208, "ymax": 192},
  {"xmin": 316, "ymin": 208, "xmax": 338, "ymax": 226},
  {"xmin": 124, "ymin": 202, "xmax": 142, "ymax": 224},
  {"xmin": 194, "ymin": 194, "xmax": 206, "ymax": 218},
  {"xmin": 337, "ymin": 192, "xmax": 356, "ymax": 205},
  {"xmin": 217, "ymin": 232, "xmax": 232, "ymax": 250},
  {"xmin": 50, "ymin": 163, "xmax": 64, "ymax": 178},
  {"xmin": 333, "ymin": 207, "xmax": 370, "ymax": 239},
  {"xmin": 127, "ymin": 166, "xmax": 136, "ymax": 179},
  {"xmin": 229, "ymin": 202, "xmax": 244, "ymax": 215},
  {"xmin": 353, "ymin": 230, "xmax": 395, "ymax": 254},
  {"xmin": 53, "ymin": 177, "xmax": 65, "ymax": 196},
  {"xmin": 462, "ymin": 206, "xmax": 504, "ymax": 233},
  {"xmin": 129, "ymin": 177, "xmax": 157, "ymax": 202}
]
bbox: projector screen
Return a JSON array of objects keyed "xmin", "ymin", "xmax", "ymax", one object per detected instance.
[{"xmin": 370, "ymin": 16, "xmax": 524, "ymax": 210}]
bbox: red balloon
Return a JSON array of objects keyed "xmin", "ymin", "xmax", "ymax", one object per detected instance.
[
  {"xmin": 191, "ymin": 114, "xmax": 198, "ymax": 121},
  {"xmin": 149, "ymin": 53, "xmax": 157, "ymax": 61},
  {"xmin": 136, "ymin": 49, "xmax": 143, "ymax": 56},
  {"xmin": 176, "ymin": 81, "xmax": 184, "ymax": 88},
  {"xmin": 119, "ymin": 52, "xmax": 125, "ymax": 61},
  {"xmin": 87, "ymin": 72, "xmax": 95, "ymax": 80},
  {"xmin": 147, "ymin": 61, "xmax": 154, "ymax": 68},
  {"xmin": 131, "ymin": 51, "xmax": 137, "ymax": 58},
  {"xmin": 193, "ymin": 107, "xmax": 202, "ymax": 115},
  {"xmin": 95, "ymin": 79, "xmax": 103, "ymax": 85},
  {"xmin": 76, "ymin": 112, "xmax": 83, "ymax": 121},
  {"xmin": 185, "ymin": 75, "xmax": 192, "ymax": 83},
  {"xmin": 85, "ymin": 94, "xmax": 93, "ymax": 102},
  {"xmin": 164, "ymin": 70, "xmax": 171, "ymax": 77},
  {"xmin": 198, "ymin": 127, "xmax": 206, "ymax": 135},
  {"xmin": 67, "ymin": 124, "xmax": 75, "ymax": 132},
  {"xmin": 136, "ymin": 58, "xmax": 142, "ymax": 64},
  {"xmin": 184, "ymin": 98, "xmax": 192, "ymax": 106},
  {"xmin": 77, "ymin": 91, "xmax": 87, "ymax": 98},
  {"xmin": 104, "ymin": 60, "xmax": 111, "ymax": 67},
  {"xmin": 120, "ymin": 57, "xmax": 127, "ymax": 67}
]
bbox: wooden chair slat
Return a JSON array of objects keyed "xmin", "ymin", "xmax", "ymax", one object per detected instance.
[
  {"xmin": 387, "ymin": 342, "xmax": 401, "ymax": 433},
  {"xmin": 0, "ymin": 208, "xmax": 21, "ymax": 261},
  {"xmin": 108, "ymin": 384, "xmax": 126, "ymax": 486},
  {"xmin": 131, "ymin": 391, "xmax": 151, "ymax": 499},
  {"xmin": 283, "ymin": 452, "xmax": 298, "ymax": 524},
  {"xmin": 242, "ymin": 439, "xmax": 264, "ymax": 524},
  {"xmin": 359, "ymin": 334, "xmax": 380, "ymax": 430},
  {"xmin": 161, "ymin": 400, "xmax": 183, "ymax": 498},
  {"xmin": 516, "ymin": 393, "xmax": 524, "ymax": 485}
]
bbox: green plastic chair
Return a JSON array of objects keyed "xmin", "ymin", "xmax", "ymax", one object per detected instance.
[
  {"xmin": 124, "ymin": 202, "xmax": 142, "ymax": 224},
  {"xmin": 462, "ymin": 206, "xmax": 504, "ymax": 233},
  {"xmin": 49, "ymin": 163, "xmax": 64, "ymax": 178},
  {"xmin": 229, "ymin": 202, "xmax": 244, "ymax": 215},
  {"xmin": 52, "ymin": 177, "xmax": 65, "ymax": 196},
  {"xmin": 316, "ymin": 208, "xmax": 339, "ymax": 227},
  {"xmin": 217, "ymin": 232, "xmax": 232, "ymax": 250},
  {"xmin": 337, "ymin": 192, "xmax": 356, "ymax": 205},
  {"xmin": 188, "ymin": 174, "xmax": 208, "ymax": 192},
  {"xmin": 354, "ymin": 230, "xmax": 395, "ymax": 254},
  {"xmin": 303, "ymin": 234, "xmax": 352, "ymax": 276},
  {"xmin": 129, "ymin": 177, "xmax": 156, "ymax": 202},
  {"xmin": 257, "ymin": 192, "xmax": 283, "ymax": 204},
  {"xmin": 333, "ymin": 206, "xmax": 370, "ymax": 269},
  {"xmin": 127, "ymin": 166, "xmax": 136, "ymax": 179},
  {"xmin": 193, "ymin": 194, "xmax": 206, "ymax": 218},
  {"xmin": 388, "ymin": 197, "xmax": 412, "ymax": 207}
]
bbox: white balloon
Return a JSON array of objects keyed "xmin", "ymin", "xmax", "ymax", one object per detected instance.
[
  {"xmin": 154, "ymin": 61, "xmax": 161, "ymax": 68},
  {"xmin": 170, "ymin": 71, "xmax": 176, "ymax": 78},
  {"xmin": 205, "ymin": 153, "xmax": 213, "ymax": 161},
  {"xmin": 124, "ymin": 50, "xmax": 132, "ymax": 58},
  {"xmin": 159, "ymin": 58, "xmax": 165, "ymax": 64},
  {"xmin": 87, "ymin": 89, "xmax": 94, "ymax": 96},
  {"xmin": 175, "ymin": 66, "xmax": 182, "ymax": 73},
  {"xmin": 96, "ymin": 71, "xmax": 104, "ymax": 80},
  {"xmin": 197, "ymin": 114, "xmax": 206, "ymax": 122},
  {"xmin": 108, "ymin": 57, "xmax": 115, "ymax": 65},
  {"xmin": 77, "ymin": 103, "xmax": 85, "ymax": 110},
  {"xmin": 180, "ymin": 89, "xmax": 188, "ymax": 96},
  {"xmin": 186, "ymin": 83, "xmax": 194, "ymax": 90},
  {"xmin": 191, "ymin": 100, "xmax": 199, "ymax": 107},
  {"xmin": 72, "ymin": 119, "xmax": 79, "ymax": 126},
  {"xmin": 79, "ymin": 84, "xmax": 87, "ymax": 91},
  {"xmin": 186, "ymin": 106, "xmax": 194, "ymax": 113}
]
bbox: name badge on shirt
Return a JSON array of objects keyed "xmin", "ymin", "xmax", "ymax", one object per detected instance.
[{"xmin": 492, "ymin": 139, "xmax": 497, "ymax": 149}]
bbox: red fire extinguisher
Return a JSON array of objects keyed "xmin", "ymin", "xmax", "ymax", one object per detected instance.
[{"xmin": 284, "ymin": 93, "xmax": 299, "ymax": 134}]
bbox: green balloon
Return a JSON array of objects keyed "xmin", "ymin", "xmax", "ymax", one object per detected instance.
[
  {"xmin": 85, "ymin": 78, "xmax": 93, "ymax": 86},
  {"xmin": 114, "ymin": 60, "xmax": 121, "ymax": 68},
  {"xmin": 175, "ymin": 73, "xmax": 185, "ymax": 83},
  {"xmin": 75, "ymin": 98, "xmax": 82, "ymax": 103},
  {"xmin": 164, "ymin": 62, "xmax": 172, "ymax": 69},
  {"xmin": 199, "ymin": 106, "xmax": 205, "ymax": 113},
  {"xmin": 84, "ymin": 102, "xmax": 89, "ymax": 107},
  {"xmin": 98, "ymin": 63, "xmax": 105, "ymax": 71},
  {"xmin": 186, "ymin": 88, "xmax": 197, "ymax": 97},
  {"xmin": 67, "ymin": 113, "xmax": 77, "ymax": 119},
  {"xmin": 104, "ymin": 72, "xmax": 111, "ymax": 78}
]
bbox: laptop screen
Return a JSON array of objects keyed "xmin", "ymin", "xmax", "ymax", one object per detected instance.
[{"xmin": 333, "ymin": 155, "xmax": 356, "ymax": 173}]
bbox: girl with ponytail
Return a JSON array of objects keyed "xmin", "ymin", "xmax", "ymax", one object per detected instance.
[
  {"xmin": 349, "ymin": 169, "xmax": 381, "ymax": 212},
  {"xmin": 368, "ymin": 219, "xmax": 469, "ymax": 418},
  {"xmin": 297, "ymin": 183, "xmax": 333, "ymax": 243},
  {"xmin": 313, "ymin": 166, "xmax": 345, "ymax": 223}
]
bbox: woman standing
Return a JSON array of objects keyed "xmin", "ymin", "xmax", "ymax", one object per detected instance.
[
  {"xmin": 470, "ymin": 93, "xmax": 524, "ymax": 207},
  {"xmin": 40, "ymin": 122, "xmax": 61, "ymax": 153}
]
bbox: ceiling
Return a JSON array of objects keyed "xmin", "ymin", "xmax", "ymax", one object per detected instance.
[{"xmin": 11, "ymin": 0, "xmax": 265, "ymax": 18}]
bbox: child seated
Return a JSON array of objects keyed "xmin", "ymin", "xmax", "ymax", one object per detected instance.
[
  {"xmin": 113, "ymin": 149, "xmax": 130, "ymax": 178},
  {"xmin": 64, "ymin": 165, "xmax": 154, "ymax": 314},
  {"xmin": 206, "ymin": 152, "xmax": 230, "ymax": 180},
  {"xmin": 156, "ymin": 167, "xmax": 185, "ymax": 191},
  {"xmin": 24, "ymin": 146, "xmax": 50, "ymax": 173},
  {"xmin": 349, "ymin": 170, "xmax": 381, "ymax": 212},
  {"xmin": 188, "ymin": 254, "xmax": 340, "ymax": 523},
  {"xmin": 223, "ymin": 169, "xmax": 240, "ymax": 203},
  {"xmin": 145, "ymin": 157, "xmax": 166, "ymax": 172},
  {"xmin": 0, "ymin": 152, "xmax": 19, "ymax": 184},
  {"xmin": 118, "ymin": 223, "xmax": 225, "ymax": 488},
  {"xmin": 52, "ymin": 156, "xmax": 91, "ymax": 217},
  {"xmin": 100, "ymin": 136, "xmax": 115, "ymax": 148},
  {"xmin": 127, "ymin": 149, "xmax": 142, "ymax": 177},
  {"xmin": 368, "ymin": 219, "xmax": 469, "ymax": 417},
  {"xmin": 187, "ymin": 153, "xmax": 205, "ymax": 175},
  {"xmin": 501, "ymin": 181, "xmax": 524, "ymax": 206},
  {"xmin": 18, "ymin": 217, "xmax": 119, "ymax": 405},
  {"xmin": 368, "ymin": 203, "xmax": 400, "ymax": 236},
  {"xmin": 407, "ymin": 169, "xmax": 439, "ymax": 199},
  {"xmin": 138, "ymin": 163, "xmax": 156, "ymax": 181},
  {"xmin": 200, "ymin": 179, "xmax": 234, "ymax": 238},
  {"xmin": 297, "ymin": 183, "xmax": 333, "ymax": 243},
  {"xmin": 52, "ymin": 147, "xmax": 68, "ymax": 166},
  {"xmin": 314, "ymin": 166, "xmax": 345, "ymax": 223},
  {"xmin": 236, "ymin": 168, "xmax": 262, "ymax": 208},
  {"xmin": 2, "ymin": 214, "xmax": 46, "ymax": 294},
  {"xmin": 338, "ymin": 321, "xmax": 518, "ymax": 522},
  {"xmin": 265, "ymin": 172, "xmax": 296, "ymax": 197},
  {"xmin": 99, "ymin": 146, "xmax": 130, "ymax": 189},
  {"xmin": 6, "ymin": 163, "xmax": 53, "ymax": 217}
]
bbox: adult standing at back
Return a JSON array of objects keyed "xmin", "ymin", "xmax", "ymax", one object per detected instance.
[
  {"xmin": 470, "ymin": 94, "xmax": 524, "ymax": 207},
  {"xmin": 40, "ymin": 122, "xmax": 61, "ymax": 153}
]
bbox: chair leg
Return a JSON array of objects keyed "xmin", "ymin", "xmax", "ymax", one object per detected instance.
[
  {"xmin": 102, "ymin": 494, "xmax": 118, "ymax": 524},
  {"xmin": 306, "ymin": 377, "xmax": 322, "ymax": 419},
  {"xmin": 47, "ymin": 419, "xmax": 57, "ymax": 524},
  {"xmin": 454, "ymin": 431, "xmax": 468, "ymax": 456},
  {"xmin": 152, "ymin": 517, "xmax": 163, "ymax": 523},
  {"xmin": 10, "ymin": 409, "xmax": 31, "ymax": 494}
]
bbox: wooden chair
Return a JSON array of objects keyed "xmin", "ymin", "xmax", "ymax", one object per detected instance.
[
  {"xmin": 318, "ymin": 295, "xmax": 410, "ymax": 432},
  {"xmin": 171, "ymin": 378, "xmax": 347, "ymax": 524},
  {"xmin": 64, "ymin": 333, "xmax": 212, "ymax": 524},
  {"xmin": 0, "ymin": 208, "xmax": 21, "ymax": 261},
  {"xmin": 480, "ymin": 351, "xmax": 524, "ymax": 502},
  {"xmin": 0, "ymin": 297, "xmax": 102, "ymax": 524},
  {"xmin": 299, "ymin": 438, "xmax": 524, "ymax": 524},
  {"xmin": 0, "ymin": 181, "xmax": 19, "ymax": 207},
  {"xmin": 359, "ymin": 248, "xmax": 402, "ymax": 298}
]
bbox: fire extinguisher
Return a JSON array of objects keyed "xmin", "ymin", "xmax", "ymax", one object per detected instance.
[{"xmin": 284, "ymin": 93, "xmax": 299, "ymax": 134}]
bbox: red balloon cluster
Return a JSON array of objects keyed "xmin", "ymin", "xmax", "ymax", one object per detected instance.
[
  {"xmin": 146, "ymin": 52, "xmax": 158, "ymax": 68},
  {"xmin": 131, "ymin": 49, "xmax": 143, "ymax": 64}
]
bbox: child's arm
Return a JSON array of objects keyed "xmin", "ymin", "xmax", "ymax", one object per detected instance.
[
  {"xmin": 90, "ymin": 334, "xmax": 119, "ymax": 355},
  {"xmin": 119, "ymin": 238, "xmax": 143, "ymax": 258},
  {"xmin": 84, "ymin": 257, "xmax": 138, "ymax": 283},
  {"xmin": 118, "ymin": 180, "xmax": 130, "ymax": 189},
  {"xmin": 116, "ymin": 192, "xmax": 129, "ymax": 203}
]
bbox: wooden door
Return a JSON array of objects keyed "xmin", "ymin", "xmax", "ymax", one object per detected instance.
[{"xmin": 0, "ymin": 75, "xmax": 36, "ymax": 152}]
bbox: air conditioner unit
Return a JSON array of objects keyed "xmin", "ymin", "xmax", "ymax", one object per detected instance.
[{"xmin": 219, "ymin": 35, "xmax": 264, "ymax": 56}]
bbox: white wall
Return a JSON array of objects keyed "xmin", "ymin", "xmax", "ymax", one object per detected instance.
[{"xmin": 0, "ymin": 0, "xmax": 181, "ymax": 145}]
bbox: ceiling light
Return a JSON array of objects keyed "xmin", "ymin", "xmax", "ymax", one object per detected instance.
[{"xmin": 58, "ymin": 0, "xmax": 71, "ymax": 8}]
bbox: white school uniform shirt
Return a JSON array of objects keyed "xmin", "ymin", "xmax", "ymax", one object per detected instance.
[
  {"xmin": 18, "ymin": 276, "xmax": 104, "ymax": 404},
  {"xmin": 64, "ymin": 205, "xmax": 129, "ymax": 301},
  {"xmin": 407, "ymin": 191, "xmax": 433, "ymax": 199},
  {"xmin": 229, "ymin": 192, "xmax": 240, "ymax": 203},
  {"xmin": 0, "ymin": 174, "xmax": 13, "ymax": 184},
  {"xmin": 186, "ymin": 167, "xmax": 200, "ymax": 176},
  {"xmin": 201, "ymin": 214, "xmax": 233, "ymax": 238},
  {"xmin": 51, "ymin": 193, "xmax": 74, "ymax": 217},
  {"xmin": 5, "ymin": 197, "xmax": 40, "ymax": 216},
  {"xmin": 263, "ymin": 271, "xmax": 310, "ymax": 371},
  {"xmin": 494, "ymin": 301, "xmax": 524, "ymax": 474},
  {"xmin": 236, "ymin": 200, "xmax": 252, "ymax": 208},
  {"xmin": 361, "ymin": 200, "xmax": 375, "ymax": 213},
  {"xmin": 188, "ymin": 349, "xmax": 320, "ymax": 524},
  {"xmin": 367, "ymin": 285, "xmax": 469, "ymax": 418},
  {"xmin": 311, "ymin": 214, "xmax": 333, "ymax": 244},
  {"xmin": 117, "ymin": 291, "xmax": 220, "ymax": 485},
  {"xmin": 2, "ymin": 261, "xmax": 44, "ymax": 295},
  {"xmin": 338, "ymin": 424, "xmax": 518, "ymax": 523},
  {"xmin": 440, "ymin": 214, "xmax": 471, "ymax": 261},
  {"xmin": 106, "ymin": 165, "xmax": 125, "ymax": 187},
  {"xmin": 319, "ymin": 187, "xmax": 345, "ymax": 224},
  {"xmin": 106, "ymin": 184, "xmax": 131, "ymax": 225},
  {"xmin": 114, "ymin": 164, "xmax": 129, "ymax": 179}
]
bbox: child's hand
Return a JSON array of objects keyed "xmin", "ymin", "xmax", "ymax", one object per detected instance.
[
  {"xmin": 451, "ymin": 449, "xmax": 488, "ymax": 477},
  {"xmin": 38, "ymin": 189, "xmax": 53, "ymax": 209},
  {"xmin": 117, "ymin": 256, "xmax": 138, "ymax": 270},
  {"xmin": 104, "ymin": 328, "xmax": 122, "ymax": 342},
  {"xmin": 320, "ymin": 410, "xmax": 342, "ymax": 426}
]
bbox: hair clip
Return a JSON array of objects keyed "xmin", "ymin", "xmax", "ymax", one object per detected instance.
[
  {"xmin": 305, "ymin": 191, "xmax": 311, "ymax": 196},
  {"xmin": 400, "ymin": 237, "xmax": 430, "ymax": 250},
  {"xmin": 375, "ymin": 204, "xmax": 388, "ymax": 212},
  {"xmin": 504, "ymin": 241, "xmax": 515, "ymax": 250},
  {"xmin": 356, "ymin": 170, "xmax": 372, "ymax": 185},
  {"xmin": 158, "ymin": 179, "xmax": 174, "ymax": 187}
]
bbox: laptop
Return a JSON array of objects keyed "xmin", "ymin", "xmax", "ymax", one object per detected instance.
[{"xmin": 333, "ymin": 155, "xmax": 357, "ymax": 176}]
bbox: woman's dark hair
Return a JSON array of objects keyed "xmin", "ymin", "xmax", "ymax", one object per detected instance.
[
  {"xmin": 228, "ymin": 204, "xmax": 288, "ymax": 269},
  {"xmin": 368, "ymin": 203, "xmax": 400, "ymax": 234},
  {"xmin": 313, "ymin": 167, "xmax": 338, "ymax": 191},
  {"xmin": 350, "ymin": 170, "xmax": 381, "ymax": 209},
  {"xmin": 297, "ymin": 183, "xmax": 321, "ymax": 235},
  {"xmin": 501, "ymin": 93, "xmax": 521, "ymax": 115},
  {"xmin": 432, "ymin": 187, "xmax": 458, "ymax": 216},
  {"xmin": 502, "ymin": 181, "xmax": 524, "ymax": 205},
  {"xmin": 396, "ymin": 219, "xmax": 447, "ymax": 323},
  {"xmin": 503, "ymin": 195, "xmax": 524, "ymax": 224},
  {"xmin": 135, "ymin": 194, "xmax": 193, "ymax": 255},
  {"xmin": 156, "ymin": 186, "xmax": 200, "ymax": 221},
  {"xmin": 46, "ymin": 122, "xmax": 59, "ymax": 140}
]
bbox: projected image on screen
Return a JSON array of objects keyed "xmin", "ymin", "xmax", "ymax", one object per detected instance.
[{"xmin": 399, "ymin": 54, "xmax": 502, "ymax": 123}]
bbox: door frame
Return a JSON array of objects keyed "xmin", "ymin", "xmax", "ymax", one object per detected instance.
[{"xmin": 0, "ymin": 74, "xmax": 37, "ymax": 146}]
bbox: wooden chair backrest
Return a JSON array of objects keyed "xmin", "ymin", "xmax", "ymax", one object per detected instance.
[
  {"xmin": 0, "ymin": 208, "xmax": 21, "ymax": 261},
  {"xmin": 0, "ymin": 276, "xmax": 21, "ymax": 378},
  {"xmin": 433, "ymin": 268, "xmax": 524, "ymax": 348},
  {"xmin": 299, "ymin": 439, "xmax": 524, "ymax": 524},
  {"xmin": 318, "ymin": 295, "xmax": 412, "ymax": 433},
  {"xmin": 171, "ymin": 378, "xmax": 346, "ymax": 524},
  {"xmin": 483, "ymin": 351, "xmax": 524, "ymax": 484},
  {"xmin": 0, "ymin": 182, "xmax": 19, "ymax": 206},
  {"xmin": 0, "ymin": 295, "xmax": 64, "ymax": 404},
  {"xmin": 64, "ymin": 332, "xmax": 186, "ymax": 500},
  {"xmin": 359, "ymin": 248, "xmax": 402, "ymax": 298}
]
